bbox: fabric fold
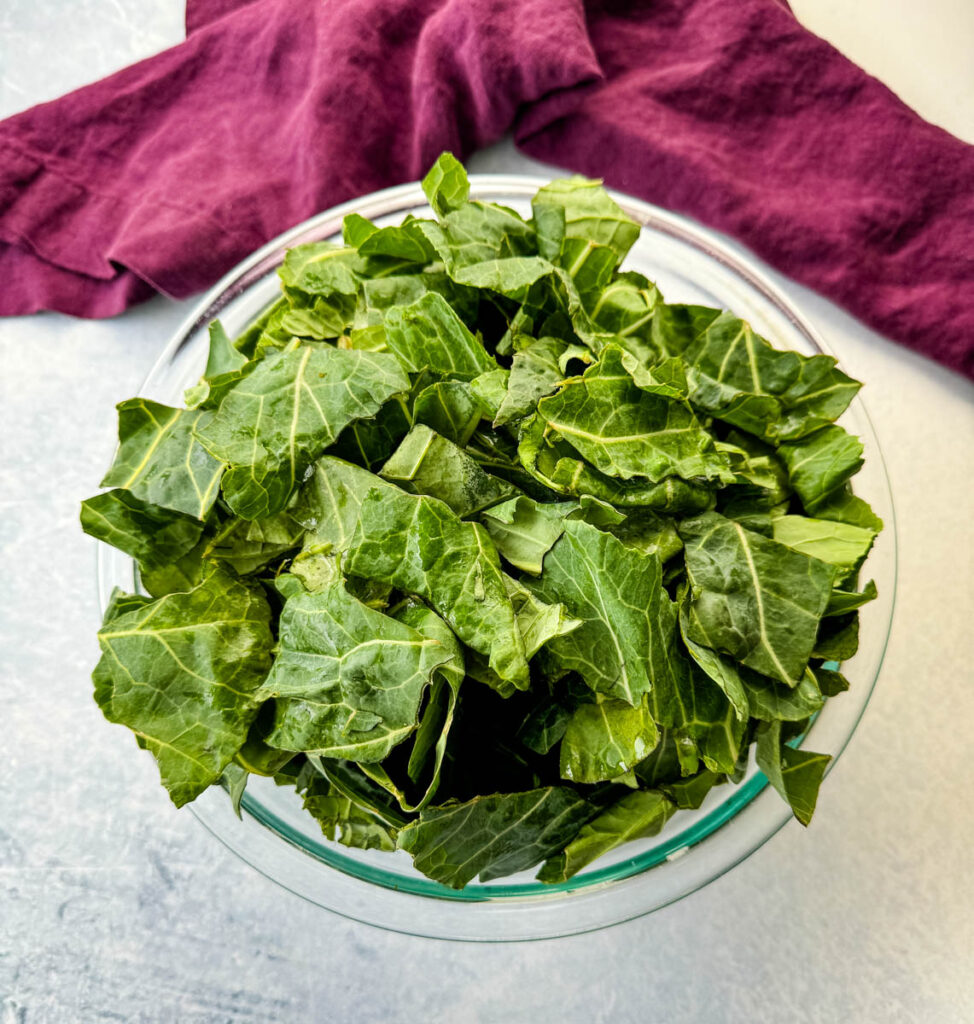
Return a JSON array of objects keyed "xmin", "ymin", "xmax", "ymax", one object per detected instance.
[
  {"xmin": 0, "ymin": 0, "xmax": 971, "ymax": 378},
  {"xmin": 0, "ymin": 0, "xmax": 600, "ymax": 311}
]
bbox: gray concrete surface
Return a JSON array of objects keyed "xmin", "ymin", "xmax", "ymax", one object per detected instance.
[{"xmin": 1, "ymin": 3, "xmax": 973, "ymax": 1022}]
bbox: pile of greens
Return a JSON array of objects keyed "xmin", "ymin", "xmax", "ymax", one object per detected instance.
[{"xmin": 83, "ymin": 154, "xmax": 881, "ymax": 889}]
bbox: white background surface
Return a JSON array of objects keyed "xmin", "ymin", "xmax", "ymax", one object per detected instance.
[{"xmin": 1, "ymin": 3, "xmax": 973, "ymax": 1022}]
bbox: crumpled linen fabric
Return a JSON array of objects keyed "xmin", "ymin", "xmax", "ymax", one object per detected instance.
[{"xmin": 1, "ymin": 0, "xmax": 971, "ymax": 377}]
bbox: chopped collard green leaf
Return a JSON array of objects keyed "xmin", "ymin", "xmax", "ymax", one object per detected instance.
[{"xmin": 83, "ymin": 154, "xmax": 880, "ymax": 886}]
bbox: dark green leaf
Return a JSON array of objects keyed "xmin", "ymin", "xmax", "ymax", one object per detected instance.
[
  {"xmin": 536, "ymin": 346, "xmax": 731, "ymax": 484},
  {"xmin": 756, "ymin": 721, "xmax": 831, "ymax": 826},
  {"xmin": 537, "ymin": 789, "xmax": 675, "ymax": 883},
  {"xmin": 257, "ymin": 580, "xmax": 454, "ymax": 761},
  {"xmin": 412, "ymin": 380, "xmax": 484, "ymax": 446},
  {"xmin": 195, "ymin": 344, "xmax": 408, "ymax": 519},
  {"xmin": 777, "ymin": 425, "xmax": 864, "ymax": 510},
  {"xmin": 398, "ymin": 787, "xmax": 594, "ymax": 888},
  {"xmin": 93, "ymin": 569, "xmax": 273, "ymax": 806},
  {"xmin": 525, "ymin": 519, "xmax": 684, "ymax": 705},
  {"xmin": 680, "ymin": 513, "xmax": 835, "ymax": 686},
  {"xmin": 379, "ymin": 424, "xmax": 516, "ymax": 516},
  {"xmin": 81, "ymin": 490, "xmax": 204, "ymax": 570}
]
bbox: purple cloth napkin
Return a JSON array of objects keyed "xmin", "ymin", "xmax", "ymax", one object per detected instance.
[{"xmin": 1, "ymin": 0, "xmax": 971, "ymax": 378}]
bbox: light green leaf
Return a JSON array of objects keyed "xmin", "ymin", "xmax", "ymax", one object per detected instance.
[
  {"xmin": 559, "ymin": 694, "xmax": 659, "ymax": 783},
  {"xmin": 421, "ymin": 152, "xmax": 470, "ymax": 217},
  {"xmin": 101, "ymin": 399, "xmax": 224, "ymax": 520},
  {"xmin": 772, "ymin": 515, "xmax": 876, "ymax": 570},
  {"xmin": 587, "ymin": 271, "xmax": 661, "ymax": 339},
  {"xmin": 184, "ymin": 320, "xmax": 253, "ymax": 409},
  {"xmin": 531, "ymin": 176, "xmax": 640, "ymax": 266},
  {"xmin": 480, "ymin": 495, "xmax": 575, "ymax": 574},
  {"xmin": 278, "ymin": 242, "xmax": 361, "ymax": 297},
  {"xmin": 494, "ymin": 336, "xmax": 566, "ymax": 426}
]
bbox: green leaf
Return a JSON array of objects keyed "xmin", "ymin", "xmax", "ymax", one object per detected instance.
[
  {"xmin": 531, "ymin": 176, "xmax": 640, "ymax": 266},
  {"xmin": 421, "ymin": 152, "xmax": 470, "ymax": 217},
  {"xmin": 813, "ymin": 613, "xmax": 860, "ymax": 661},
  {"xmin": 559, "ymin": 694, "xmax": 659, "ymax": 783},
  {"xmin": 517, "ymin": 698, "xmax": 573, "ymax": 756},
  {"xmin": 611, "ymin": 512, "xmax": 683, "ymax": 561},
  {"xmin": 525, "ymin": 519, "xmax": 685, "ymax": 706},
  {"xmin": 412, "ymin": 380, "xmax": 484, "ymax": 446},
  {"xmin": 680, "ymin": 513, "xmax": 835, "ymax": 686},
  {"xmin": 396, "ymin": 601, "xmax": 464, "ymax": 810},
  {"xmin": 537, "ymin": 789, "xmax": 675, "ymax": 883},
  {"xmin": 203, "ymin": 511, "xmax": 304, "ymax": 575},
  {"xmin": 101, "ymin": 399, "xmax": 224, "ymax": 520},
  {"xmin": 297, "ymin": 459, "xmax": 530, "ymax": 687},
  {"xmin": 661, "ymin": 770, "xmax": 722, "ymax": 810},
  {"xmin": 184, "ymin": 320, "xmax": 253, "ymax": 409},
  {"xmin": 756, "ymin": 721, "xmax": 831, "ymax": 826},
  {"xmin": 256, "ymin": 580, "xmax": 454, "ymax": 761},
  {"xmin": 518, "ymin": 414, "xmax": 718, "ymax": 513},
  {"xmin": 494, "ymin": 336, "xmax": 566, "ymax": 427},
  {"xmin": 297, "ymin": 771, "xmax": 397, "ymax": 851},
  {"xmin": 825, "ymin": 579, "xmax": 878, "ymax": 616},
  {"xmin": 418, "ymin": 201, "xmax": 536, "ymax": 272},
  {"xmin": 670, "ymin": 313, "xmax": 859, "ymax": 442},
  {"xmin": 805, "ymin": 484, "xmax": 884, "ymax": 532},
  {"xmin": 330, "ymin": 391, "xmax": 413, "ymax": 470},
  {"xmin": 81, "ymin": 490, "xmax": 204, "ymax": 570},
  {"xmin": 379, "ymin": 424, "xmax": 516, "ymax": 517},
  {"xmin": 777, "ymin": 425, "xmax": 864, "ymax": 511},
  {"xmin": 744, "ymin": 667, "xmax": 825, "ymax": 722},
  {"xmin": 504, "ymin": 575, "xmax": 582, "ymax": 659},
  {"xmin": 384, "ymin": 292, "xmax": 497, "ymax": 380},
  {"xmin": 398, "ymin": 787, "xmax": 595, "ymax": 888},
  {"xmin": 480, "ymin": 495, "xmax": 575, "ymax": 575},
  {"xmin": 278, "ymin": 242, "xmax": 361, "ymax": 298},
  {"xmin": 651, "ymin": 303, "xmax": 722, "ymax": 357},
  {"xmin": 536, "ymin": 347, "xmax": 730, "ymax": 483},
  {"xmin": 93, "ymin": 569, "xmax": 274, "ymax": 807},
  {"xmin": 195, "ymin": 344, "xmax": 408, "ymax": 519},
  {"xmin": 677, "ymin": 590, "xmax": 749, "ymax": 721},
  {"xmin": 586, "ymin": 271, "xmax": 661, "ymax": 339},
  {"xmin": 772, "ymin": 515, "xmax": 876, "ymax": 571}
]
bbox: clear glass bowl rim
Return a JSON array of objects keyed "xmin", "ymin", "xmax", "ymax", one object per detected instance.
[{"xmin": 97, "ymin": 175, "xmax": 897, "ymax": 941}]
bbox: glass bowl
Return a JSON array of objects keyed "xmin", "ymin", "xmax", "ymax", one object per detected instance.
[{"xmin": 96, "ymin": 176, "xmax": 896, "ymax": 941}]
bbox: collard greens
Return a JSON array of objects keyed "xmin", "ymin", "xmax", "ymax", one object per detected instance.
[{"xmin": 83, "ymin": 155, "xmax": 881, "ymax": 888}]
